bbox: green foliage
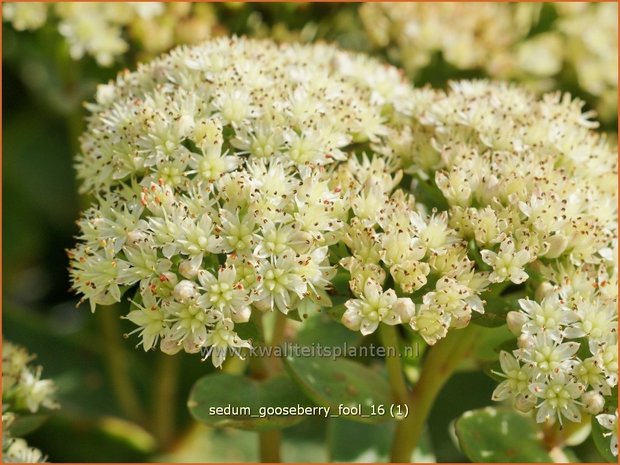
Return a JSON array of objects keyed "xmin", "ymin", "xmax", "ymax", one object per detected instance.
[
  {"xmin": 455, "ymin": 407, "xmax": 552, "ymax": 462},
  {"xmin": 3, "ymin": 2, "xmax": 617, "ymax": 462},
  {"xmin": 471, "ymin": 293, "xmax": 522, "ymax": 328},
  {"xmin": 7, "ymin": 414, "xmax": 49, "ymax": 437},
  {"xmin": 284, "ymin": 356, "xmax": 392, "ymax": 423},
  {"xmin": 328, "ymin": 419, "xmax": 394, "ymax": 462},
  {"xmin": 296, "ymin": 311, "xmax": 360, "ymax": 348},
  {"xmin": 188, "ymin": 373, "xmax": 313, "ymax": 431}
]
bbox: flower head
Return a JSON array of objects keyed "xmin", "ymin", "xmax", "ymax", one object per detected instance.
[
  {"xmin": 2, "ymin": 342, "xmax": 57, "ymax": 463},
  {"xmin": 69, "ymin": 37, "xmax": 416, "ymax": 365}
]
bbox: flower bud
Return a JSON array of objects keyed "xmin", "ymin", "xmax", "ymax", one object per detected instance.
[
  {"xmin": 160, "ymin": 337, "xmax": 182, "ymax": 355},
  {"xmin": 232, "ymin": 305, "xmax": 252, "ymax": 323},
  {"xmin": 514, "ymin": 393, "xmax": 537, "ymax": 413},
  {"xmin": 507, "ymin": 311, "xmax": 527, "ymax": 336},
  {"xmin": 179, "ymin": 257, "xmax": 201, "ymax": 279},
  {"xmin": 393, "ymin": 298, "xmax": 415, "ymax": 323},
  {"xmin": 173, "ymin": 280, "xmax": 197, "ymax": 302},
  {"xmin": 582, "ymin": 391, "xmax": 605, "ymax": 415}
]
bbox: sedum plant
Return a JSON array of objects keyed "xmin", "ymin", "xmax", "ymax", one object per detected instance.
[
  {"xmin": 68, "ymin": 37, "xmax": 418, "ymax": 366},
  {"xmin": 389, "ymin": 80, "xmax": 618, "ymax": 459},
  {"xmin": 67, "ymin": 37, "xmax": 617, "ymax": 462},
  {"xmin": 3, "ymin": 2, "xmax": 219, "ymax": 65},
  {"xmin": 2, "ymin": 341, "xmax": 58, "ymax": 463},
  {"xmin": 6, "ymin": 3, "xmax": 616, "ymax": 126},
  {"xmin": 360, "ymin": 2, "xmax": 618, "ymax": 123}
]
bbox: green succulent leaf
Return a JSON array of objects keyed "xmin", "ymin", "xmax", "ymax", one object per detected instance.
[
  {"xmin": 455, "ymin": 407, "xmax": 552, "ymax": 462},
  {"xmin": 284, "ymin": 356, "xmax": 392, "ymax": 424},
  {"xmin": 328, "ymin": 418, "xmax": 394, "ymax": 462},
  {"xmin": 8, "ymin": 414, "xmax": 49, "ymax": 437},
  {"xmin": 297, "ymin": 311, "xmax": 361, "ymax": 348},
  {"xmin": 188, "ymin": 372, "xmax": 313, "ymax": 431}
]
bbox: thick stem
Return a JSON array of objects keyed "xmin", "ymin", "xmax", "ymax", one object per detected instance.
[
  {"xmin": 379, "ymin": 324, "xmax": 410, "ymax": 406},
  {"xmin": 259, "ymin": 430, "xmax": 282, "ymax": 463},
  {"xmin": 97, "ymin": 309, "xmax": 147, "ymax": 425},
  {"xmin": 250, "ymin": 311, "xmax": 288, "ymax": 462},
  {"xmin": 248, "ymin": 312, "xmax": 270, "ymax": 380},
  {"xmin": 390, "ymin": 324, "xmax": 480, "ymax": 462},
  {"xmin": 268, "ymin": 311, "xmax": 288, "ymax": 373},
  {"xmin": 152, "ymin": 352, "xmax": 179, "ymax": 450}
]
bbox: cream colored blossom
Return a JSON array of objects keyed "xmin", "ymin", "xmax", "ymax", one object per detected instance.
[
  {"xmin": 69, "ymin": 38, "xmax": 420, "ymax": 364},
  {"xmin": 342, "ymin": 279, "xmax": 413, "ymax": 335},
  {"xmin": 360, "ymin": 2, "xmax": 618, "ymax": 121},
  {"xmin": 3, "ymin": 2, "xmax": 48, "ymax": 31},
  {"xmin": 359, "ymin": 2, "xmax": 537, "ymax": 78},
  {"xmin": 4, "ymin": 2, "xmax": 219, "ymax": 66},
  {"xmin": 597, "ymin": 411, "xmax": 618, "ymax": 457},
  {"xmin": 2, "ymin": 342, "xmax": 57, "ymax": 463},
  {"xmin": 389, "ymin": 79, "xmax": 617, "ymax": 427}
]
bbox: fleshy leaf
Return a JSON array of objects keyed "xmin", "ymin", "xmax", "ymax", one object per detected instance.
[
  {"xmin": 284, "ymin": 356, "xmax": 392, "ymax": 424},
  {"xmin": 455, "ymin": 407, "xmax": 552, "ymax": 462},
  {"xmin": 188, "ymin": 372, "xmax": 313, "ymax": 431}
]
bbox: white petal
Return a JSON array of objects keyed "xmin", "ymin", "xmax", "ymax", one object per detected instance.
[
  {"xmin": 499, "ymin": 351, "xmax": 519, "ymax": 373},
  {"xmin": 491, "ymin": 380, "xmax": 512, "ymax": 401},
  {"xmin": 519, "ymin": 298, "xmax": 539, "ymax": 316},
  {"xmin": 480, "ymin": 250, "xmax": 497, "ymax": 266},
  {"xmin": 557, "ymin": 342, "xmax": 580, "ymax": 359},
  {"xmin": 529, "ymin": 382, "xmax": 547, "ymax": 398},
  {"xmin": 597, "ymin": 414, "xmax": 616, "ymax": 430},
  {"xmin": 364, "ymin": 279, "xmax": 382, "ymax": 301},
  {"xmin": 510, "ymin": 269, "xmax": 529, "ymax": 284},
  {"xmin": 536, "ymin": 402, "xmax": 554, "ymax": 423},
  {"xmin": 360, "ymin": 319, "xmax": 379, "ymax": 336},
  {"xmin": 561, "ymin": 403, "xmax": 581, "ymax": 423},
  {"xmin": 563, "ymin": 326, "xmax": 586, "ymax": 339}
]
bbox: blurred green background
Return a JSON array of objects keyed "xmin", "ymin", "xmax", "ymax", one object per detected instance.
[{"xmin": 2, "ymin": 2, "xmax": 614, "ymax": 462}]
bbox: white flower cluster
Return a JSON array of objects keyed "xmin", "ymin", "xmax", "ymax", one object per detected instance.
[
  {"xmin": 337, "ymin": 159, "xmax": 489, "ymax": 344},
  {"xmin": 54, "ymin": 2, "xmax": 164, "ymax": 66},
  {"xmin": 359, "ymin": 2, "xmax": 618, "ymax": 121},
  {"xmin": 555, "ymin": 2, "xmax": 618, "ymax": 121},
  {"xmin": 3, "ymin": 2, "xmax": 48, "ymax": 31},
  {"xmin": 393, "ymin": 80, "xmax": 617, "ymax": 431},
  {"xmin": 402, "ymin": 80, "xmax": 617, "ymax": 268},
  {"xmin": 3, "ymin": 2, "xmax": 217, "ymax": 66},
  {"xmin": 2, "ymin": 342, "xmax": 57, "ymax": 463},
  {"xmin": 359, "ymin": 2, "xmax": 538, "ymax": 79},
  {"xmin": 69, "ymin": 41, "xmax": 618, "ymax": 422},
  {"xmin": 69, "ymin": 37, "xmax": 425, "ymax": 366},
  {"xmin": 495, "ymin": 254, "xmax": 617, "ymax": 442}
]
